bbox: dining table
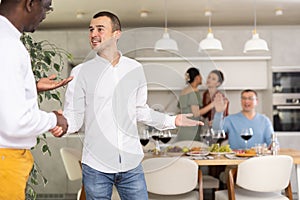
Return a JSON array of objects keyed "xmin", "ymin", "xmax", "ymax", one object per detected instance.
[{"xmin": 144, "ymin": 148, "xmax": 300, "ymax": 200}]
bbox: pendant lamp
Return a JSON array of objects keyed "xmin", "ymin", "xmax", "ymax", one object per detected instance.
[
  {"xmin": 154, "ymin": 0, "xmax": 178, "ymax": 52},
  {"xmin": 199, "ymin": 11, "xmax": 223, "ymax": 52},
  {"xmin": 243, "ymin": 0, "xmax": 269, "ymax": 53}
]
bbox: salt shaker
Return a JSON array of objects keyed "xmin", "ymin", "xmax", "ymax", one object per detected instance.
[{"xmin": 271, "ymin": 133, "xmax": 280, "ymax": 155}]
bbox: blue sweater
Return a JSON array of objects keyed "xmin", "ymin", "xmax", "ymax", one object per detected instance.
[{"xmin": 212, "ymin": 112, "xmax": 273, "ymax": 150}]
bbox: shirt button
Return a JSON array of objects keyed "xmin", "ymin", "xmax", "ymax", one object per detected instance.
[{"xmin": 1, "ymin": 156, "xmax": 5, "ymax": 160}]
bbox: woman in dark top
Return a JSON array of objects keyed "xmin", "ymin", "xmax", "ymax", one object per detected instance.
[{"xmin": 202, "ymin": 69, "xmax": 229, "ymax": 125}]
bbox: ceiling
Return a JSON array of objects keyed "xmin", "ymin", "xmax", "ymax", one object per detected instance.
[{"xmin": 40, "ymin": 0, "xmax": 300, "ymax": 29}]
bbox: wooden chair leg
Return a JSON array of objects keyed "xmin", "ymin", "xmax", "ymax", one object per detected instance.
[
  {"xmin": 227, "ymin": 168, "xmax": 237, "ymax": 200},
  {"xmin": 79, "ymin": 185, "xmax": 86, "ymax": 200},
  {"xmin": 198, "ymin": 169, "xmax": 203, "ymax": 200},
  {"xmin": 285, "ymin": 182, "xmax": 293, "ymax": 200}
]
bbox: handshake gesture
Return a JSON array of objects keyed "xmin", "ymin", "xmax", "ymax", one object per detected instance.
[{"xmin": 51, "ymin": 110, "xmax": 68, "ymax": 137}]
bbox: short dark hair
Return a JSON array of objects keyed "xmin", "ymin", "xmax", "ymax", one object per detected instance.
[
  {"xmin": 186, "ymin": 67, "xmax": 200, "ymax": 84},
  {"xmin": 241, "ymin": 89, "xmax": 257, "ymax": 97},
  {"xmin": 93, "ymin": 11, "xmax": 121, "ymax": 32},
  {"xmin": 210, "ymin": 69, "xmax": 224, "ymax": 85}
]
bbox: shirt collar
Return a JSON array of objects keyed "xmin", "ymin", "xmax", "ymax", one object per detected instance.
[
  {"xmin": 95, "ymin": 50, "xmax": 123, "ymax": 65},
  {"xmin": 0, "ymin": 15, "xmax": 22, "ymax": 39}
]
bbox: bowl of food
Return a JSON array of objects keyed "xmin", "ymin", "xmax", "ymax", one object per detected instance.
[{"xmin": 186, "ymin": 147, "xmax": 210, "ymax": 157}]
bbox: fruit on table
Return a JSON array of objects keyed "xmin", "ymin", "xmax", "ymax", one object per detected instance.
[
  {"xmin": 182, "ymin": 147, "xmax": 189, "ymax": 153},
  {"xmin": 190, "ymin": 147, "xmax": 201, "ymax": 151},
  {"xmin": 209, "ymin": 144, "xmax": 232, "ymax": 152},
  {"xmin": 245, "ymin": 149, "xmax": 256, "ymax": 154},
  {"xmin": 166, "ymin": 146, "xmax": 183, "ymax": 152}
]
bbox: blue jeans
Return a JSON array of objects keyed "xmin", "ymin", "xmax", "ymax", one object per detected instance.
[{"xmin": 82, "ymin": 163, "xmax": 148, "ymax": 200}]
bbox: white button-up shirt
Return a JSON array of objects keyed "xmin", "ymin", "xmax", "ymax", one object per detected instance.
[
  {"xmin": 64, "ymin": 54, "xmax": 176, "ymax": 173},
  {"xmin": 0, "ymin": 16, "xmax": 57, "ymax": 149}
]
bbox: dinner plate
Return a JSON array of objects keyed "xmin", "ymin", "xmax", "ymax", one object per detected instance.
[
  {"xmin": 209, "ymin": 151, "xmax": 235, "ymax": 155},
  {"xmin": 186, "ymin": 151, "xmax": 209, "ymax": 157},
  {"xmin": 235, "ymin": 153, "xmax": 256, "ymax": 157}
]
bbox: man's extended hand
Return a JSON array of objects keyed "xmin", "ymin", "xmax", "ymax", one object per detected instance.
[
  {"xmin": 175, "ymin": 113, "xmax": 204, "ymax": 127},
  {"xmin": 52, "ymin": 110, "xmax": 68, "ymax": 137},
  {"xmin": 37, "ymin": 74, "xmax": 73, "ymax": 92}
]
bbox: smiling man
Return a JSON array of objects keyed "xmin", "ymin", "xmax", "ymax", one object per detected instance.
[
  {"xmin": 61, "ymin": 11, "xmax": 204, "ymax": 200},
  {"xmin": 212, "ymin": 89, "xmax": 273, "ymax": 150}
]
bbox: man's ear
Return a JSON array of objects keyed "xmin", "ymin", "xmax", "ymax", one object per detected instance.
[
  {"xmin": 113, "ymin": 30, "xmax": 121, "ymax": 39},
  {"xmin": 25, "ymin": 0, "xmax": 34, "ymax": 12}
]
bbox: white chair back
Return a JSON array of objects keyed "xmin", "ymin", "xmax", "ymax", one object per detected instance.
[
  {"xmin": 172, "ymin": 140, "xmax": 208, "ymax": 148},
  {"xmin": 60, "ymin": 147, "xmax": 82, "ymax": 181},
  {"xmin": 237, "ymin": 155, "xmax": 293, "ymax": 192},
  {"xmin": 142, "ymin": 157, "xmax": 198, "ymax": 195}
]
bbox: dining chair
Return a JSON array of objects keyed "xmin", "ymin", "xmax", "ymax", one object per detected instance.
[
  {"xmin": 172, "ymin": 140, "xmax": 220, "ymax": 192},
  {"xmin": 142, "ymin": 157, "xmax": 200, "ymax": 200},
  {"xmin": 60, "ymin": 147, "xmax": 85, "ymax": 200},
  {"xmin": 60, "ymin": 147, "xmax": 120, "ymax": 200},
  {"xmin": 215, "ymin": 155, "xmax": 293, "ymax": 200}
]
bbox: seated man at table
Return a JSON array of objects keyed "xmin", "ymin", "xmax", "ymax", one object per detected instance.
[
  {"xmin": 212, "ymin": 89, "xmax": 273, "ymax": 150},
  {"xmin": 212, "ymin": 89, "xmax": 274, "ymax": 186}
]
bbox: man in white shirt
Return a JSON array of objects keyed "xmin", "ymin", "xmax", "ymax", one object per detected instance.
[
  {"xmin": 0, "ymin": 0, "xmax": 71, "ymax": 199},
  {"xmin": 61, "ymin": 11, "xmax": 203, "ymax": 199}
]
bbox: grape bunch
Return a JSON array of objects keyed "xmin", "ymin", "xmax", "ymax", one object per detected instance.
[{"xmin": 209, "ymin": 144, "xmax": 232, "ymax": 152}]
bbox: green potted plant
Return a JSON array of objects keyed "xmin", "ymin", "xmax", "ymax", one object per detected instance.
[{"xmin": 21, "ymin": 33, "xmax": 72, "ymax": 200}]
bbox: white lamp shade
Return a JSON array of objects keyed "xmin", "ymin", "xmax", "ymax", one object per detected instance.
[
  {"xmin": 154, "ymin": 32, "xmax": 178, "ymax": 52},
  {"xmin": 243, "ymin": 33, "xmax": 269, "ymax": 53},
  {"xmin": 199, "ymin": 32, "xmax": 223, "ymax": 51}
]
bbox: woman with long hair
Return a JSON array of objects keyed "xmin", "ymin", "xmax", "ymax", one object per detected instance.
[{"xmin": 176, "ymin": 67, "xmax": 214, "ymax": 141}]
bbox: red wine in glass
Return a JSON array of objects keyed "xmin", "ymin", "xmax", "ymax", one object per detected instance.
[
  {"xmin": 241, "ymin": 135, "xmax": 252, "ymax": 141},
  {"xmin": 240, "ymin": 128, "xmax": 253, "ymax": 149},
  {"xmin": 152, "ymin": 135, "xmax": 160, "ymax": 141},
  {"xmin": 139, "ymin": 129, "xmax": 150, "ymax": 147},
  {"xmin": 160, "ymin": 137, "xmax": 171, "ymax": 144},
  {"xmin": 140, "ymin": 138, "xmax": 150, "ymax": 146},
  {"xmin": 159, "ymin": 130, "xmax": 172, "ymax": 144}
]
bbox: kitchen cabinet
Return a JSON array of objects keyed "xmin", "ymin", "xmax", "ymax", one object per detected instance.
[{"xmin": 136, "ymin": 56, "xmax": 271, "ymax": 91}]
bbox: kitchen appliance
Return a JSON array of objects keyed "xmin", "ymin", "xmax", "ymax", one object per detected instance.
[{"xmin": 272, "ymin": 66, "xmax": 300, "ymax": 132}]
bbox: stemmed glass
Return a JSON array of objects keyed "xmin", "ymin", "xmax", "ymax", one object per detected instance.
[
  {"xmin": 139, "ymin": 129, "xmax": 150, "ymax": 147},
  {"xmin": 240, "ymin": 128, "xmax": 253, "ymax": 149},
  {"xmin": 200, "ymin": 127, "xmax": 213, "ymax": 146},
  {"xmin": 211, "ymin": 129, "xmax": 226, "ymax": 157},
  {"xmin": 211, "ymin": 129, "xmax": 226, "ymax": 144},
  {"xmin": 159, "ymin": 130, "xmax": 172, "ymax": 155},
  {"xmin": 159, "ymin": 130, "xmax": 172, "ymax": 144},
  {"xmin": 151, "ymin": 130, "xmax": 162, "ymax": 154}
]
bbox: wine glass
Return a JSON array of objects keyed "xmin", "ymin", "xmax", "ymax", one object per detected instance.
[
  {"xmin": 211, "ymin": 129, "xmax": 226, "ymax": 144},
  {"xmin": 139, "ymin": 129, "xmax": 150, "ymax": 147},
  {"xmin": 211, "ymin": 129, "xmax": 226, "ymax": 157},
  {"xmin": 159, "ymin": 130, "xmax": 172, "ymax": 155},
  {"xmin": 159, "ymin": 130, "xmax": 172, "ymax": 144},
  {"xmin": 240, "ymin": 128, "xmax": 253, "ymax": 149},
  {"xmin": 200, "ymin": 127, "xmax": 212, "ymax": 146},
  {"xmin": 151, "ymin": 129, "xmax": 162, "ymax": 154}
]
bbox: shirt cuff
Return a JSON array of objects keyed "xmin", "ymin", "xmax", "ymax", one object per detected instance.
[
  {"xmin": 49, "ymin": 112, "xmax": 57, "ymax": 129},
  {"xmin": 164, "ymin": 115, "xmax": 177, "ymax": 129}
]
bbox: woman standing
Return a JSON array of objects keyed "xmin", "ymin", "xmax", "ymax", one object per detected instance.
[
  {"xmin": 176, "ymin": 67, "xmax": 214, "ymax": 141},
  {"xmin": 202, "ymin": 69, "xmax": 229, "ymax": 181},
  {"xmin": 202, "ymin": 69, "xmax": 229, "ymax": 126}
]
